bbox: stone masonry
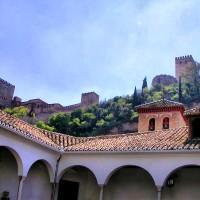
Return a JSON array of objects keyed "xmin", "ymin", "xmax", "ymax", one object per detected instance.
[
  {"xmin": 0, "ymin": 78, "xmax": 15, "ymax": 108},
  {"xmin": 175, "ymin": 55, "xmax": 200, "ymax": 82}
]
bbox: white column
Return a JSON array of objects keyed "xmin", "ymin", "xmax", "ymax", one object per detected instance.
[
  {"xmin": 17, "ymin": 176, "xmax": 26, "ymax": 200},
  {"xmin": 54, "ymin": 183, "xmax": 59, "ymax": 200},
  {"xmin": 157, "ymin": 186, "xmax": 162, "ymax": 200},
  {"xmin": 99, "ymin": 185, "xmax": 104, "ymax": 200}
]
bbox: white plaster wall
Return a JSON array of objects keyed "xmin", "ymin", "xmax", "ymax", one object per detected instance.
[
  {"xmin": 61, "ymin": 167, "xmax": 99, "ymax": 200},
  {"xmin": 0, "ymin": 147, "xmax": 18, "ymax": 200},
  {"xmin": 162, "ymin": 167, "xmax": 200, "ymax": 200},
  {"xmin": 0, "ymin": 127, "xmax": 59, "ymax": 181},
  {"xmin": 2, "ymin": 126, "xmax": 200, "ymax": 199},
  {"xmin": 21, "ymin": 161, "xmax": 52, "ymax": 200},
  {"xmin": 104, "ymin": 167, "xmax": 157, "ymax": 200}
]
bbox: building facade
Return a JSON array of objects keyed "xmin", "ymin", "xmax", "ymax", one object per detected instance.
[{"xmin": 0, "ymin": 99, "xmax": 200, "ymax": 200}]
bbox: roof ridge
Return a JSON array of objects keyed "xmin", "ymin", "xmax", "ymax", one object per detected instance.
[
  {"xmin": 0, "ymin": 110, "xmax": 196, "ymax": 153},
  {"xmin": 135, "ymin": 99, "xmax": 184, "ymax": 110},
  {"xmin": 0, "ymin": 109, "xmax": 96, "ymax": 150}
]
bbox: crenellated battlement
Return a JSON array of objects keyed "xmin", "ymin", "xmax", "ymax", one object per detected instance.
[
  {"xmin": 0, "ymin": 78, "xmax": 15, "ymax": 107},
  {"xmin": 175, "ymin": 54, "xmax": 199, "ymax": 81},
  {"xmin": 0, "ymin": 78, "xmax": 15, "ymax": 88},
  {"xmin": 175, "ymin": 55, "xmax": 194, "ymax": 64}
]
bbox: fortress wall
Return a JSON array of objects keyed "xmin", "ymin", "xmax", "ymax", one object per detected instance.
[{"xmin": 0, "ymin": 78, "xmax": 15, "ymax": 107}]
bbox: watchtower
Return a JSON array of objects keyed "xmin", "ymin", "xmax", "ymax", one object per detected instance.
[
  {"xmin": 0, "ymin": 78, "xmax": 15, "ymax": 108},
  {"xmin": 81, "ymin": 92, "xmax": 99, "ymax": 107},
  {"xmin": 175, "ymin": 55, "xmax": 200, "ymax": 82}
]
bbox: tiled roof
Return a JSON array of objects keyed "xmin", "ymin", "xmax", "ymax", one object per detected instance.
[
  {"xmin": 135, "ymin": 99, "xmax": 184, "ymax": 110},
  {"xmin": 0, "ymin": 110, "xmax": 91, "ymax": 151},
  {"xmin": 0, "ymin": 110, "xmax": 199, "ymax": 153},
  {"xmin": 65, "ymin": 127, "xmax": 200, "ymax": 152},
  {"xmin": 184, "ymin": 106, "xmax": 200, "ymax": 116}
]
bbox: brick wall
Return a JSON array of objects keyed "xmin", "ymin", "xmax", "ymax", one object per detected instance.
[{"xmin": 138, "ymin": 111, "xmax": 186, "ymax": 132}]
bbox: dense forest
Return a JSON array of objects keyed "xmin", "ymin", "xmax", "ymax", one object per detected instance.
[{"xmin": 4, "ymin": 76, "xmax": 200, "ymax": 137}]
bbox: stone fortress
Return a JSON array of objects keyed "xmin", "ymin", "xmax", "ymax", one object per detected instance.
[
  {"xmin": 0, "ymin": 77, "xmax": 99, "ymax": 120},
  {"xmin": 20, "ymin": 92, "xmax": 99, "ymax": 120}
]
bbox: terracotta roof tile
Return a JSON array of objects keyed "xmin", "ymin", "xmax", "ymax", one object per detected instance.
[
  {"xmin": 64, "ymin": 127, "xmax": 200, "ymax": 152},
  {"xmin": 0, "ymin": 110, "xmax": 200, "ymax": 153},
  {"xmin": 0, "ymin": 110, "xmax": 91, "ymax": 150},
  {"xmin": 135, "ymin": 99, "xmax": 184, "ymax": 110},
  {"xmin": 184, "ymin": 106, "xmax": 200, "ymax": 116}
]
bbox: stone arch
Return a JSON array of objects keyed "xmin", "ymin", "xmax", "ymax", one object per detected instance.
[
  {"xmin": 104, "ymin": 165, "xmax": 157, "ymax": 200},
  {"xmin": 26, "ymin": 159, "xmax": 54, "ymax": 182},
  {"xmin": 0, "ymin": 145, "xmax": 23, "ymax": 175},
  {"xmin": 58, "ymin": 164, "xmax": 98, "ymax": 184},
  {"xmin": 145, "ymin": 114, "xmax": 159, "ymax": 119},
  {"xmin": 58, "ymin": 165, "xmax": 99, "ymax": 200},
  {"xmin": 104, "ymin": 164, "xmax": 156, "ymax": 185},
  {"xmin": 0, "ymin": 146, "xmax": 22, "ymax": 199},
  {"xmin": 21, "ymin": 160, "xmax": 52, "ymax": 200},
  {"xmin": 160, "ymin": 113, "xmax": 173, "ymax": 119},
  {"xmin": 162, "ymin": 164, "xmax": 200, "ymax": 200},
  {"xmin": 162, "ymin": 164, "xmax": 200, "ymax": 186}
]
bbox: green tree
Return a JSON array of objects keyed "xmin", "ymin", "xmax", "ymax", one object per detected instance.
[
  {"xmin": 142, "ymin": 77, "xmax": 148, "ymax": 91},
  {"xmin": 178, "ymin": 77, "xmax": 182, "ymax": 102},
  {"xmin": 36, "ymin": 121, "xmax": 54, "ymax": 132},
  {"xmin": 4, "ymin": 106, "xmax": 29, "ymax": 118},
  {"xmin": 49, "ymin": 112, "xmax": 71, "ymax": 133},
  {"xmin": 132, "ymin": 87, "xmax": 139, "ymax": 107}
]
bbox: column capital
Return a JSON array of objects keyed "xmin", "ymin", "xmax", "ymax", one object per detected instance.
[
  {"xmin": 156, "ymin": 185, "xmax": 162, "ymax": 192},
  {"xmin": 98, "ymin": 184, "xmax": 105, "ymax": 187},
  {"xmin": 99, "ymin": 184, "xmax": 104, "ymax": 200},
  {"xmin": 156, "ymin": 185, "xmax": 162, "ymax": 200}
]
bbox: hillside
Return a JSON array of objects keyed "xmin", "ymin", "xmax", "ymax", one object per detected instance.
[{"xmin": 4, "ymin": 75, "xmax": 200, "ymax": 137}]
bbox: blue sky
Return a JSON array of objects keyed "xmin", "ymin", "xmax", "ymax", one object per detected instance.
[{"xmin": 0, "ymin": 0, "xmax": 200, "ymax": 105}]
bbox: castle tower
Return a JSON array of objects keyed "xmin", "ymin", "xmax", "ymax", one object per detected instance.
[
  {"xmin": 175, "ymin": 55, "xmax": 200, "ymax": 82},
  {"xmin": 0, "ymin": 78, "xmax": 15, "ymax": 108},
  {"xmin": 81, "ymin": 92, "xmax": 99, "ymax": 107}
]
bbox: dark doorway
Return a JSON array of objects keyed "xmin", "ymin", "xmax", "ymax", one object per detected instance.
[
  {"xmin": 58, "ymin": 180, "xmax": 79, "ymax": 200},
  {"xmin": 192, "ymin": 118, "xmax": 200, "ymax": 138}
]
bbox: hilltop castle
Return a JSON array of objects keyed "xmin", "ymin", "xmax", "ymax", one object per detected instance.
[
  {"xmin": 1, "ymin": 54, "xmax": 200, "ymax": 116},
  {"xmin": 20, "ymin": 92, "xmax": 99, "ymax": 121},
  {"xmin": 0, "ymin": 77, "xmax": 99, "ymax": 120}
]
